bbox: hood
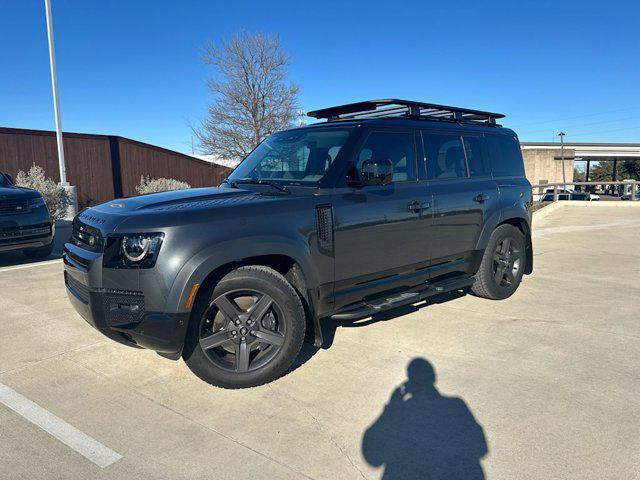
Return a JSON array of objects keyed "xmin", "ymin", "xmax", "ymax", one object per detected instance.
[
  {"xmin": 0, "ymin": 185, "xmax": 40, "ymax": 200},
  {"xmin": 91, "ymin": 186, "xmax": 271, "ymax": 216}
]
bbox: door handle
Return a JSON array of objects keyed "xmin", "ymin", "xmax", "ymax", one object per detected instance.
[
  {"xmin": 474, "ymin": 193, "xmax": 490, "ymax": 203},
  {"xmin": 409, "ymin": 201, "xmax": 430, "ymax": 213}
]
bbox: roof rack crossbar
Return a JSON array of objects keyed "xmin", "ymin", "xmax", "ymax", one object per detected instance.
[{"xmin": 308, "ymin": 99, "xmax": 504, "ymax": 126}]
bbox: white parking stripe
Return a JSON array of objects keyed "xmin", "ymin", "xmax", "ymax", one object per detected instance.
[
  {"xmin": 0, "ymin": 383, "xmax": 122, "ymax": 468},
  {"xmin": 0, "ymin": 258, "xmax": 63, "ymax": 273}
]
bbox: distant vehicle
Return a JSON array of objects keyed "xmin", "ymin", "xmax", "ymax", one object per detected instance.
[
  {"xmin": 541, "ymin": 191, "xmax": 590, "ymax": 202},
  {"xmin": 621, "ymin": 190, "xmax": 640, "ymax": 201},
  {"xmin": 570, "ymin": 192, "xmax": 590, "ymax": 201},
  {"xmin": 0, "ymin": 172, "xmax": 55, "ymax": 258},
  {"xmin": 588, "ymin": 193, "xmax": 600, "ymax": 201},
  {"xmin": 541, "ymin": 192, "xmax": 570, "ymax": 202}
]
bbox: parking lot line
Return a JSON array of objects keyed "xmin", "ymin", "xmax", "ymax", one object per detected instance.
[
  {"xmin": 0, "ymin": 258, "xmax": 62, "ymax": 273},
  {"xmin": 0, "ymin": 383, "xmax": 122, "ymax": 468}
]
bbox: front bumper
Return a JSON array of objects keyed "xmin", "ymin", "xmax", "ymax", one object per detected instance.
[
  {"xmin": 0, "ymin": 222, "xmax": 54, "ymax": 253},
  {"xmin": 63, "ymin": 243, "xmax": 189, "ymax": 356}
]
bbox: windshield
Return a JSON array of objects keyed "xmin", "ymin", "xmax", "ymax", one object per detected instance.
[{"xmin": 229, "ymin": 128, "xmax": 352, "ymax": 186}]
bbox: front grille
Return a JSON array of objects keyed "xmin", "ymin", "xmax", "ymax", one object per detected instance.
[
  {"xmin": 101, "ymin": 291, "xmax": 145, "ymax": 326},
  {"xmin": 0, "ymin": 198, "xmax": 28, "ymax": 215},
  {"xmin": 0, "ymin": 223, "xmax": 51, "ymax": 244},
  {"xmin": 71, "ymin": 220, "xmax": 102, "ymax": 252},
  {"xmin": 65, "ymin": 272, "xmax": 90, "ymax": 303}
]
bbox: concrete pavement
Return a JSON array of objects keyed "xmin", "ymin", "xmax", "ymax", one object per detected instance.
[{"xmin": 1, "ymin": 204, "xmax": 639, "ymax": 479}]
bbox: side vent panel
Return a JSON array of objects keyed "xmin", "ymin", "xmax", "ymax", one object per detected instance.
[{"xmin": 315, "ymin": 205, "xmax": 334, "ymax": 255}]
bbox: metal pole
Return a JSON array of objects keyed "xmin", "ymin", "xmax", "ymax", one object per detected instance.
[
  {"xmin": 558, "ymin": 132, "xmax": 566, "ymax": 190},
  {"xmin": 44, "ymin": 0, "xmax": 67, "ymax": 186}
]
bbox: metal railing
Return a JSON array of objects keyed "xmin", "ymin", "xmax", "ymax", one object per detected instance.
[{"xmin": 531, "ymin": 181, "xmax": 639, "ymax": 203}]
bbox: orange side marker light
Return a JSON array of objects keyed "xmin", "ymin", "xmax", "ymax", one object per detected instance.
[{"xmin": 185, "ymin": 283, "xmax": 200, "ymax": 310}]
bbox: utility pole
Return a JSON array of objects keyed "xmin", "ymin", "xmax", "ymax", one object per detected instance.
[
  {"xmin": 558, "ymin": 132, "xmax": 566, "ymax": 189},
  {"xmin": 44, "ymin": 0, "xmax": 77, "ymax": 216}
]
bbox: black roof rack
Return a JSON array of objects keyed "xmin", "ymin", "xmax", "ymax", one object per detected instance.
[{"xmin": 307, "ymin": 99, "xmax": 504, "ymax": 126}]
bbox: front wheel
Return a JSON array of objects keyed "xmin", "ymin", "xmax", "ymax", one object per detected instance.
[
  {"xmin": 472, "ymin": 224, "xmax": 526, "ymax": 300},
  {"xmin": 183, "ymin": 265, "xmax": 306, "ymax": 389}
]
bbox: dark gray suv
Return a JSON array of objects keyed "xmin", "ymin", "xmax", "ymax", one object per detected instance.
[{"xmin": 64, "ymin": 99, "xmax": 533, "ymax": 388}]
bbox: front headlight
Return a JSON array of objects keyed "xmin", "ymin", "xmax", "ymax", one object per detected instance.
[
  {"xmin": 104, "ymin": 233, "xmax": 164, "ymax": 269},
  {"xmin": 122, "ymin": 235, "xmax": 161, "ymax": 262},
  {"xmin": 28, "ymin": 197, "xmax": 46, "ymax": 209}
]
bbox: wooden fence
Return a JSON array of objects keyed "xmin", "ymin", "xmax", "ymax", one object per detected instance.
[{"xmin": 0, "ymin": 127, "xmax": 231, "ymax": 207}]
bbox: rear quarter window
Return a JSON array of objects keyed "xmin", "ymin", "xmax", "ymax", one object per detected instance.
[{"xmin": 485, "ymin": 135, "xmax": 525, "ymax": 177}]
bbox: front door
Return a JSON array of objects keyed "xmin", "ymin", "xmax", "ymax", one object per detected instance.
[{"xmin": 332, "ymin": 129, "xmax": 433, "ymax": 310}]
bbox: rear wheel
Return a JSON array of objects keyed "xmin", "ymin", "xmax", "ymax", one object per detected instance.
[
  {"xmin": 472, "ymin": 224, "xmax": 526, "ymax": 300},
  {"xmin": 183, "ymin": 265, "xmax": 305, "ymax": 389}
]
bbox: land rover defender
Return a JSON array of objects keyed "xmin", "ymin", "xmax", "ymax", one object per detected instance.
[{"xmin": 64, "ymin": 99, "xmax": 533, "ymax": 388}]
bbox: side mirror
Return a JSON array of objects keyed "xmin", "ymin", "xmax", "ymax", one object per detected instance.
[{"xmin": 361, "ymin": 159, "xmax": 393, "ymax": 186}]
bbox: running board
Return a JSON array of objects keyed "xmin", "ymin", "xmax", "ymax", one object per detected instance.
[{"xmin": 331, "ymin": 275, "xmax": 475, "ymax": 321}]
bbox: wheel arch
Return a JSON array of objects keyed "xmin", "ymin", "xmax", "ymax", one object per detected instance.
[
  {"xmin": 166, "ymin": 238, "xmax": 323, "ymax": 349},
  {"xmin": 496, "ymin": 217, "xmax": 533, "ymax": 275}
]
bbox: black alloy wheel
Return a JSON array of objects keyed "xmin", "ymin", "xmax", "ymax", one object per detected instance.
[
  {"xmin": 183, "ymin": 265, "xmax": 306, "ymax": 388},
  {"xmin": 199, "ymin": 290, "xmax": 286, "ymax": 373}
]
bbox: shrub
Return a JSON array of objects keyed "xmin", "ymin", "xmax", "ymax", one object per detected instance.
[
  {"xmin": 135, "ymin": 176, "xmax": 191, "ymax": 195},
  {"xmin": 15, "ymin": 164, "xmax": 70, "ymax": 221}
]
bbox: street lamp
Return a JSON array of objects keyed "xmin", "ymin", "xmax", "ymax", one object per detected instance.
[
  {"xmin": 44, "ymin": 0, "xmax": 77, "ymax": 216},
  {"xmin": 558, "ymin": 131, "xmax": 566, "ymax": 189}
]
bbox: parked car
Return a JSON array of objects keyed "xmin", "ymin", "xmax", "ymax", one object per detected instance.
[
  {"xmin": 621, "ymin": 190, "xmax": 640, "ymax": 200},
  {"xmin": 541, "ymin": 191, "xmax": 591, "ymax": 202},
  {"xmin": 0, "ymin": 172, "xmax": 55, "ymax": 258},
  {"xmin": 588, "ymin": 193, "xmax": 600, "ymax": 201},
  {"xmin": 63, "ymin": 99, "xmax": 533, "ymax": 388}
]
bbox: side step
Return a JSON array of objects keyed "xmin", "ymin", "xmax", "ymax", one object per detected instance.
[{"xmin": 331, "ymin": 275, "xmax": 475, "ymax": 321}]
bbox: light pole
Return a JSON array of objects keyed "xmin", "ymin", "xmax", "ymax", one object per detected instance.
[
  {"xmin": 44, "ymin": 0, "xmax": 77, "ymax": 216},
  {"xmin": 558, "ymin": 131, "xmax": 566, "ymax": 189}
]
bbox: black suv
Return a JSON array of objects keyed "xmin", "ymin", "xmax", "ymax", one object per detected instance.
[
  {"xmin": 0, "ymin": 172, "xmax": 55, "ymax": 258},
  {"xmin": 64, "ymin": 99, "xmax": 533, "ymax": 388}
]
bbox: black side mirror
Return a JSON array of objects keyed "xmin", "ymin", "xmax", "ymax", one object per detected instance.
[{"xmin": 361, "ymin": 159, "xmax": 393, "ymax": 186}]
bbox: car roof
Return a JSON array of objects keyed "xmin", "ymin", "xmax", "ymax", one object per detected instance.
[{"xmin": 294, "ymin": 117, "xmax": 517, "ymax": 137}]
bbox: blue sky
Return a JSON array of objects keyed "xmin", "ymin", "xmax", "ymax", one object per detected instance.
[{"xmin": 1, "ymin": 0, "xmax": 639, "ymax": 154}]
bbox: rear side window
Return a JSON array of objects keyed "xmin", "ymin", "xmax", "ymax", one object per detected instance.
[
  {"xmin": 357, "ymin": 131, "xmax": 417, "ymax": 182},
  {"xmin": 485, "ymin": 135, "xmax": 525, "ymax": 177},
  {"xmin": 463, "ymin": 137, "xmax": 490, "ymax": 177},
  {"xmin": 423, "ymin": 133, "xmax": 467, "ymax": 180}
]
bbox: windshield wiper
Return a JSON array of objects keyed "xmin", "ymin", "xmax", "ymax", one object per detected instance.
[{"xmin": 230, "ymin": 178, "xmax": 290, "ymax": 194}]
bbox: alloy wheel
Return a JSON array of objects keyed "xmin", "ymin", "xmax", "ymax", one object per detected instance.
[
  {"xmin": 492, "ymin": 236, "xmax": 521, "ymax": 287},
  {"xmin": 198, "ymin": 289, "xmax": 286, "ymax": 373}
]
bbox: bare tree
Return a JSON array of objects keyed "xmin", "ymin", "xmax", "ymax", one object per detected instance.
[{"xmin": 195, "ymin": 32, "xmax": 300, "ymax": 162}]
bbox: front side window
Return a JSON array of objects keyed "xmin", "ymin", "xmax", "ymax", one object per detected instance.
[
  {"xmin": 423, "ymin": 133, "xmax": 467, "ymax": 180},
  {"xmin": 356, "ymin": 131, "xmax": 417, "ymax": 183},
  {"xmin": 485, "ymin": 134, "xmax": 525, "ymax": 177},
  {"xmin": 229, "ymin": 128, "xmax": 352, "ymax": 185},
  {"xmin": 0, "ymin": 173, "xmax": 10, "ymax": 186},
  {"xmin": 464, "ymin": 137, "xmax": 490, "ymax": 177}
]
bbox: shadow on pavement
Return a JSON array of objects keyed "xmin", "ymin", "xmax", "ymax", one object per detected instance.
[
  {"xmin": 362, "ymin": 358, "xmax": 488, "ymax": 479},
  {"xmin": 0, "ymin": 221, "xmax": 72, "ymax": 268}
]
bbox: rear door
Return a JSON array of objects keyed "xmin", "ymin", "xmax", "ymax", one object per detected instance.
[{"xmin": 423, "ymin": 131, "xmax": 498, "ymax": 273}]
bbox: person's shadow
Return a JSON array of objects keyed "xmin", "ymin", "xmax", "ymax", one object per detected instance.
[{"xmin": 362, "ymin": 358, "xmax": 488, "ymax": 479}]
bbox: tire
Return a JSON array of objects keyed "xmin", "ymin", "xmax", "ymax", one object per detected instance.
[
  {"xmin": 183, "ymin": 265, "xmax": 306, "ymax": 389},
  {"xmin": 23, "ymin": 241, "xmax": 54, "ymax": 259},
  {"xmin": 471, "ymin": 224, "xmax": 526, "ymax": 300}
]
